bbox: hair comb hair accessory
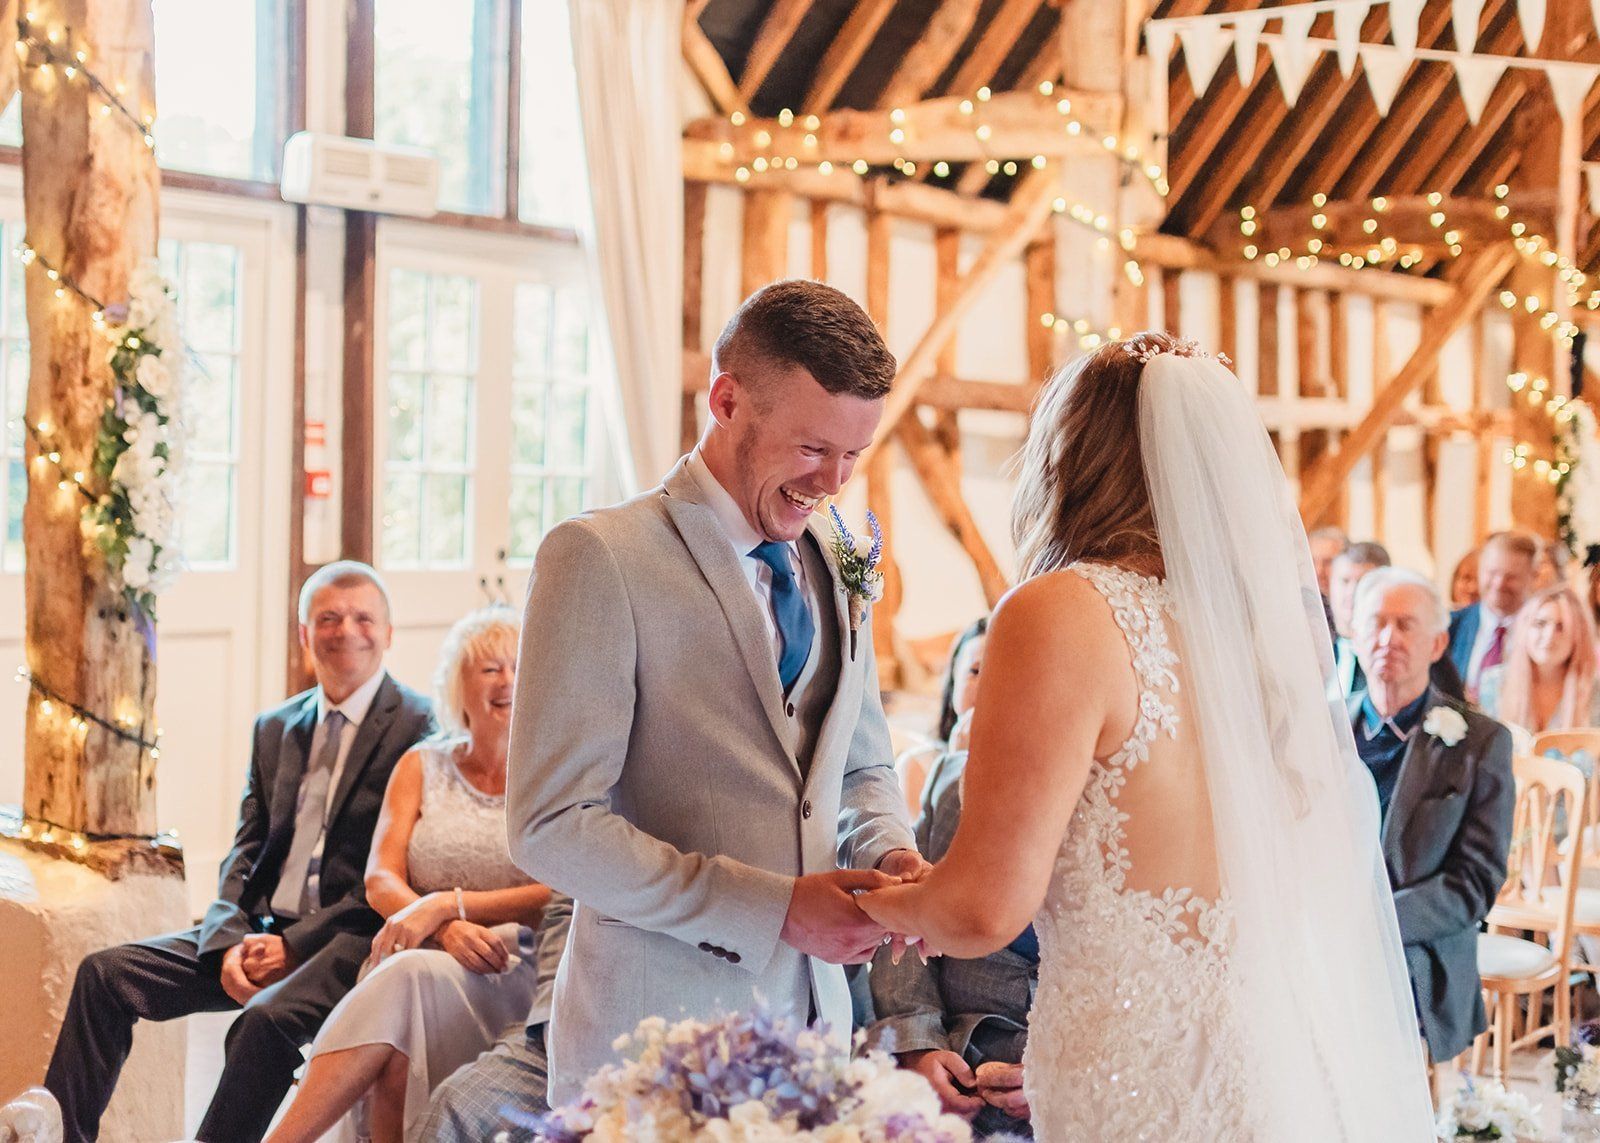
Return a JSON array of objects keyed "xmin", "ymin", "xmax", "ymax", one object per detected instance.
[{"xmin": 1122, "ymin": 332, "xmax": 1232, "ymax": 370}]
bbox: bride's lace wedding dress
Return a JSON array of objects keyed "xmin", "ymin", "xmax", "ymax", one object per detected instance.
[{"xmin": 1024, "ymin": 562, "xmax": 1264, "ymax": 1141}]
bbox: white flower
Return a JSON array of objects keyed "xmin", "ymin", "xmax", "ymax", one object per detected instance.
[
  {"xmin": 852, "ymin": 535, "xmax": 873, "ymax": 560},
  {"xmin": 135, "ymin": 354, "xmax": 170, "ymax": 398},
  {"xmin": 122, "ymin": 537, "xmax": 153, "ymax": 590},
  {"xmin": 847, "ymin": 1068, "xmax": 941, "ymax": 1124},
  {"xmin": 1422, "ymin": 706, "xmax": 1468, "ymax": 748}
]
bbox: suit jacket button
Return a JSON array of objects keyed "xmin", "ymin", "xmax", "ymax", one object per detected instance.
[
  {"xmin": 786, "ymin": 702, "xmax": 796, "ymax": 717},
  {"xmin": 802, "ymin": 800, "xmax": 812, "ymax": 819},
  {"xmin": 698, "ymin": 942, "xmax": 714, "ymax": 953},
  {"xmin": 726, "ymin": 951, "xmax": 741, "ymax": 964}
]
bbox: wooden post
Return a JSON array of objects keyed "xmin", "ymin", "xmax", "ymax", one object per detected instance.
[
  {"xmin": 20, "ymin": 0, "xmax": 161, "ymax": 838},
  {"xmin": 933, "ymin": 228, "xmax": 962, "ymax": 465},
  {"xmin": 740, "ymin": 188, "xmax": 790, "ymax": 297},
  {"xmin": 1024, "ymin": 238, "xmax": 1055, "ymax": 388},
  {"xmin": 681, "ymin": 181, "xmax": 706, "ymax": 454},
  {"xmin": 864, "ymin": 210, "xmax": 901, "ymax": 690}
]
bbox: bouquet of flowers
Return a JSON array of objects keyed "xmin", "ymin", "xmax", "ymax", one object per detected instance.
[
  {"xmin": 1435, "ymin": 1075, "xmax": 1542, "ymax": 1141},
  {"xmin": 526, "ymin": 1007, "xmax": 971, "ymax": 1143}
]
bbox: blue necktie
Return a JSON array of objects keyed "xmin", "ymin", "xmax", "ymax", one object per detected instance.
[{"xmin": 750, "ymin": 541, "xmax": 815, "ymax": 693}]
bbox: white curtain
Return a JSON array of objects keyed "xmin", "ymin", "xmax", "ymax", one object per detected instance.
[{"xmin": 567, "ymin": 0, "xmax": 684, "ymax": 492}]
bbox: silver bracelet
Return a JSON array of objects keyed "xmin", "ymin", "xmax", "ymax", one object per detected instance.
[{"xmin": 454, "ymin": 886, "xmax": 466, "ymax": 921}]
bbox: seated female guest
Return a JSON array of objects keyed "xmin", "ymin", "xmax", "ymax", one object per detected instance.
[
  {"xmin": 1451, "ymin": 548, "xmax": 1480, "ymax": 610},
  {"xmin": 1479, "ymin": 584, "xmax": 1600, "ymax": 733},
  {"xmin": 266, "ymin": 607, "xmax": 550, "ymax": 1143},
  {"xmin": 895, "ymin": 618, "xmax": 986, "ymax": 819}
]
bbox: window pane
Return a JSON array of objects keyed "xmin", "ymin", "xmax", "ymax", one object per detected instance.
[
  {"xmin": 388, "ymin": 372, "xmax": 424, "ymax": 463},
  {"xmin": 549, "ymin": 476, "xmax": 584, "ymax": 527},
  {"xmin": 512, "ymin": 383, "xmax": 545, "ymax": 466},
  {"xmin": 424, "ymin": 474, "xmax": 468, "ymax": 564},
  {"xmin": 553, "ymin": 289, "xmax": 589, "ymax": 376},
  {"xmin": 388, "ymin": 270, "xmax": 428, "ymax": 368},
  {"xmin": 185, "ymin": 462, "xmax": 233, "ymax": 565},
  {"xmin": 181, "ymin": 243, "xmax": 241, "ymax": 352},
  {"xmin": 515, "ymin": 284, "xmax": 552, "ymax": 374},
  {"xmin": 4, "ymin": 458, "xmax": 23, "ymax": 569},
  {"xmin": 519, "ymin": 0, "xmax": 586, "ymax": 228},
  {"xmin": 426, "ymin": 374, "xmax": 473, "ymax": 465},
  {"xmin": 546, "ymin": 386, "xmax": 587, "ymax": 469},
  {"xmin": 375, "ymin": 0, "xmax": 504, "ymax": 215},
  {"xmin": 153, "ymin": 0, "xmax": 283, "ymax": 180},
  {"xmin": 382, "ymin": 472, "xmax": 423, "ymax": 567},
  {"xmin": 508, "ymin": 476, "xmax": 544, "ymax": 561},
  {"xmin": 189, "ymin": 354, "xmax": 237, "ymax": 455},
  {"xmin": 432, "ymin": 275, "xmax": 477, "ymax": 369}
]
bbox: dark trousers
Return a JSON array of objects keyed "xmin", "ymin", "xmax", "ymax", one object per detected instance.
[{"xmin": 44, "ymin": 925, "xmax": 369, "ymax": 1143}]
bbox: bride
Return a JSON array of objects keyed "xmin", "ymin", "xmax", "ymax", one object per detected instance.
[{"xmin": 859, "ymin": 332, "xmax": 1434, "ymax": 1140}]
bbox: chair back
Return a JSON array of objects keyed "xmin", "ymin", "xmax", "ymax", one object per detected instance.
[
  {"xmin": 1490, "ymin": 752, "xmax": 1587, "ymax": 957},
  {"xmin": 1533, "ymin": 729, "xmax": 1600, "ymax": 852}
]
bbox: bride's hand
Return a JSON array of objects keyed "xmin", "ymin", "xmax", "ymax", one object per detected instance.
[{"xmin": 858, "ymin": 883, "xmax": 940, "ymax": 961}]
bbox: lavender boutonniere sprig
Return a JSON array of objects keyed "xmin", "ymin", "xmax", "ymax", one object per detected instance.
[{"xmin": 827, "ymin": 506, "xmax": 885, "ymax": 661}]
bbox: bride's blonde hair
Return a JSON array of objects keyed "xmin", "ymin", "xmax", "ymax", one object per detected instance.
[{"xmin": 1012, "ymin": 332, "xmax": 1173, "ymax": 580}]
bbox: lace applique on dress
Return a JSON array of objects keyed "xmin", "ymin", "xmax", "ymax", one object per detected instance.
[
  {"xmin": 405, "ymin": 745, "xmax": 531, "ymax": 895},
  {"xmin": 1021, "ymin": 563, "xmax": 1262, "ymax": 1141}
]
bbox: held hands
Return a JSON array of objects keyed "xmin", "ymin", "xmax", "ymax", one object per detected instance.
[
  {"xmin": 370, "ymin": 892, "xmax": 455, "ymax": 964},
  {"xmin": 780, "ymin": 869, "xmax": 901, "ymax": 963},
  {"xmin": 901, "ymin": 1050, "xmax": 984, "ymax": 1120},
  {"xmin": 973, "ymin": 1062, "xmax": 1029, "ymax": 1120},
  {"xmin": 220, "ymin": 943, "xmax": 264, "ymax": 1005},
  {"xmin": 436, "ymin": 919, "xmax": 511, "ymax": 974},
  {"xmin": 237, "ymin": 934, "xmax": 296, "ymax": 989},
  {"xmin": 873, "ymin": 850, "xmax": 937, "ymax": 963}
]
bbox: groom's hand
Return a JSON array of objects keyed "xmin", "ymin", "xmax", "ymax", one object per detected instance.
[
  {"xmin": 876, "ymin": 848, "xmax": 933, "ymax": 883},
  {"xmin": 780, "ymin": 869, "xmax": 897, "ymax": 964}
]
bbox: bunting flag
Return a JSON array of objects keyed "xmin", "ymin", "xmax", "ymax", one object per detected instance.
[
  {"xmin": 1547, "ymin": 61, "xmax": 1600, "ymax": 126},
  {"xmin": 1515, "ymin": 0, "xmax": 1545, "ymax": 50},
  {"xmin": 1453, "ymin": 55, "xmax": 1504, "ymax": 124},
  {"xmin": 1177, "ymin": 20, "xmax": 1231, "ymax": 99},
  {"xmin": 1271, "ymin": 10, "xmax": 1318, "ymax": 107},
  {"xmin": 1360, "ymin": 43, "xmax": 1409, "ymax": 116},
  {"xmin": 1390, "ymin": 0, "xmax": 1425, "ymax": 57},
  {"xmin": 1332, "ymin": 2, "xmax": 1368, "ymax": 77},
  {"xmin": 1451, "ymin": 0, "xmax": 1485, "ymax": 51},
  {"xmin": 1233, "ymin": 10, "xmax": 1267, "ymax": 83}
]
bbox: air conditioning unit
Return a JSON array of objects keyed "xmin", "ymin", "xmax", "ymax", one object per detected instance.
[{"xmin": 280, "ymin": 132, "xmax": 440, "ymax": 217}]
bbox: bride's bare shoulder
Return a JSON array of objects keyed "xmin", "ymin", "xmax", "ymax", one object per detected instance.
[{"xmin": 989, "ymin": 568, "xmax": 1126, "ymax": 660}]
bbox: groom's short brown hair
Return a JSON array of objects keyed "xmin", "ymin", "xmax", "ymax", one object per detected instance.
[{"xmin": 712, "ymin": 279, "xmax": 896, "ymax": 401}]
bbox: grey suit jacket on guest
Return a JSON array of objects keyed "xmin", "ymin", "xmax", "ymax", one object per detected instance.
[
  {"xmin": 1349, "ymin": 684, "xmax": 1515, "ymax": 1061},
  {"xmin": 196, "ymin": 673, "xmax": 436, "ymax": 963},
  {"xmin": 867, "ymin": 751, "xmax": 1034, "ymax": 1138},
  {"xmin": 509, "ymin": 457, "xmax": 916, "ymax": 1103}
]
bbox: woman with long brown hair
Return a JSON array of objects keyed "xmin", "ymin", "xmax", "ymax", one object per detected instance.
[{"xmin": 860, "ymin": 333, "xmax": 1433, "ymax": 1139}]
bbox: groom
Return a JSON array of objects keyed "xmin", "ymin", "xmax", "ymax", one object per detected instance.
[{"xmin": 509, "ymin": 279, "xmax": 923, "ymax": 1102}]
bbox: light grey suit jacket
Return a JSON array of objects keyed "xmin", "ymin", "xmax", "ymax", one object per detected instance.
[{"xmin": 508, "ymin": 457, "xmax": 915, "ymax": 1102}]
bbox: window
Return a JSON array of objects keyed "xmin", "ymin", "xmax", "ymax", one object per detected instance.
[
  {"xmin": 375, "ymin": 0, "xmax": 507, "ymax": 216},
  {"xmin": 381, "ymin": 269, "xmax": 478, "ymax": 568},
  {"xmin": 518, "ymin": 0, "xmax": 587, "ymax": 228},
  {"xmin": 508, "ymin": 282, "xmax": 594, "ymax": 560},
  {"xmin": 159, "ymin": 239, "xmax": 244, "ymax": 567},
  {"xmin": 0, "ymin": 0, "xmax": 287, "ymax": 180}
]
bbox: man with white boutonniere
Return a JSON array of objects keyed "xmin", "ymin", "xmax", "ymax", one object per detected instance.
[
  {"xmin": 1349, "ymin": 567, "xmax": 1515, "ymax": 1075},
  {"xmin": 508, "ymin": 279, "xmax": 924, "ymax": 1104}
]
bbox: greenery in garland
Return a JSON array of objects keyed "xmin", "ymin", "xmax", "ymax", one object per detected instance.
[{"xmin": 84, "ymin": 260, "xmax": 184, "ymax": 619}]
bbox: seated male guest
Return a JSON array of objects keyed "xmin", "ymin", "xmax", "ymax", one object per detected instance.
[
  {"xmin": 867, "ymin": 740, "xmax": 1035, "ymax": 1138},
  {"xmin": 1349, "ymin": 567, "xmax": 1515, "ymax": 1065},
  {"xmin": 1329, "ymin": 542, "xmax": 1465, "ymax": 701},
  {"xmin": 43, "ymin": 562, "xmax": 434, "ymax": 1143},
  {"xmin": 1450, "ymin": 530, "xmax": 1538, "ymax": 702}
]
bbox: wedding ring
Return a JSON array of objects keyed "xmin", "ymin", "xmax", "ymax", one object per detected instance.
[{"xmin": 880, "ymin": 934, "xmax": 892, "ymax": 946}]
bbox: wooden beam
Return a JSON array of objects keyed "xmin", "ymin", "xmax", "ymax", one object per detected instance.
[
  {"xmin": 1025, "ymin": 239, "xmax": 1056, "ymax": 384},
  {"xmin": 1298, "ymin": 247, "xmax": 1517, "ymax": 523},
  {"xmin": 804, "ymin": 0, "xmax": 895, "ymax": 115},
  {"xmin": 1420, "ymin": 76, "xmax": 1526, "ymax": 193},
  {"xmin": 869, "ymin": 168, "xmax": 1059, "ymax": 453},
  {"xmin": 864, "ymin": 210, "xmax": 901, "ymax": 690},
  {"xmin": 1203, "ymin": 195, "xmax": 1548, "ymax": 259},
  {"xmin": 1166, "ymin": 52, "xmax": 1274, "ymax": 206},
  {"xmin": 682, "ymin": 182, "xmax": 707, "ymax": 455},
  {"xmin": 810, "ymin": 199, "xmax": 829, "ymax": 280},
  {"xmin": 897, "ymin": 413, "xmax": 1010, "ymax": 606},
  {"xmin": 740, "ymin": 189, "xmax": 791, "ymax": 295},
  {"xmin": 878, "ymin": 0, "xmax": 983, "ymax": 110},
  {"xmin": 920, "ymin": 376, "xmax": 1036, "ymax": 412},
  {"xmin": 684, "ymin": 19, "xmax": 748, "ymax": 118},
  {"xmin": 934, "ymin": 227, "xmax": 962, "ymax": 465},
  {"xmin": 687, "ymin": 88, "xmax": 1121, "ymax": 166},
  {"xmin": 739, "ymin": 0, "xmax": 815, "ymax": 103},
  {"xmin": 945, "ymin": 0, "xmax": 1048, "ymax": 99}
]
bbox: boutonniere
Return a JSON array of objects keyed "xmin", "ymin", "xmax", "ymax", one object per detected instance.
[
  {"xmin": 827, "ymin": 506, "xmax": 884, "ymax": 661},
  {"xmin": 1422, "ymin": 706, "xmax": 1468, "ymax": 748}
]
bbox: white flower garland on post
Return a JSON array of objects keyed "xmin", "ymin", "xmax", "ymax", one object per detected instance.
[
  {"xmin": 89, "ymin": 257, "xmax": 185, "ymax": 617},
  {"xmin": 1555, "ymin": 397, "xmax": 1600, "ymax": 567}
]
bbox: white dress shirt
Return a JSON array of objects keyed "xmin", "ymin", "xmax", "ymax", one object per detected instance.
[
  {"xmin": 269, "ymin": 667, "xmax": 388, "ymax": 917},
  {"xmin": 686, "ymin": 450, "xmax": 822, "ymax": 707},
  {"xmin": 1465, "ymin": 603, "xmax": 1512, "ymax": 690}
]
